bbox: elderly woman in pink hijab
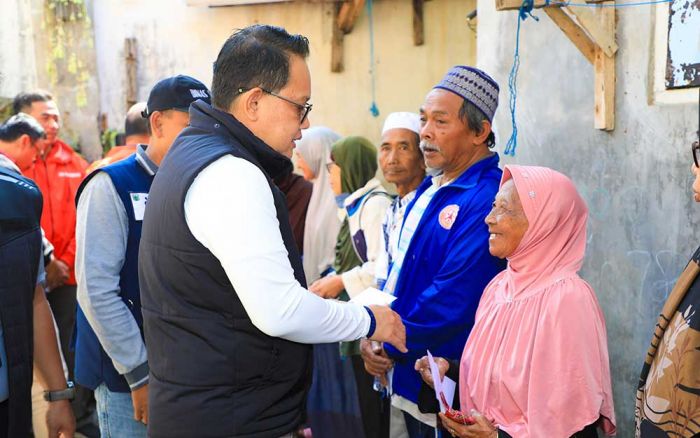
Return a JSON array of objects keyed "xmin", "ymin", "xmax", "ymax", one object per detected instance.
[{"xmin": 415, "ymin": 165, "xmax": 616, "ymax": 438}]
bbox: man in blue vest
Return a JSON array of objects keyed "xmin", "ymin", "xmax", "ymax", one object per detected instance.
[
  {"xmin": 0, "ymin": 113, "xmax": 76, "ymax": 438},
  {"xmin": 74, "ymin": 75, "xmax": 210, "ymax": 437}
]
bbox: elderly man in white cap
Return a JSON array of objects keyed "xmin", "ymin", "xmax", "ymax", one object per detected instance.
[
  {"xmin": 374, "ymin": 112, "xmax": 426, "ymax": 290},
  {"xmin": 358, "ymin": 112, "xmax": 427, "ymax": 437}
]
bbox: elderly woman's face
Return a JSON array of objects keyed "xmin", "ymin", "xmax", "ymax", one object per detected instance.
[
  {"xmin": 484, "ymin": 179, "xmax": 529, "ymax": 259},
  {"xmin": 693, "ymin": 164, "xmax": 700, "ymax": 202}
]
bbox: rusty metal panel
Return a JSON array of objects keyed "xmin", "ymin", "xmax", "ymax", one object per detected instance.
[{"xmin": 666, "ymin": 0, "xmax": 700, "ymax": 89}]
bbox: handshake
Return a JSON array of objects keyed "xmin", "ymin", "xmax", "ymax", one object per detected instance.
[{"xmin": 365, "ymin": 304, "xmax": 407, "ymax": 353}]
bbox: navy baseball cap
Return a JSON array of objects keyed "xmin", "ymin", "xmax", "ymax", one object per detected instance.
[{"xmin": 141, "ymin": 75, "xmax": 211, "ymax": 118}]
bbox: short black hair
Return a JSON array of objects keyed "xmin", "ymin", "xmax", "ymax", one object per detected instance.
[
  {"xmin": 458, "ymin": 100, "xmax": 496, "ymax": 148},
  {"xmin": 12, "ymin": 90, "xmax": 53, "ymax": 115},
  {"xmin": 211, "ymin": 24, "xmax": 310, "ymax": 110},
  {"xmin": 0, "ymin": 113, "xmax": 46, "ymax": 142}
]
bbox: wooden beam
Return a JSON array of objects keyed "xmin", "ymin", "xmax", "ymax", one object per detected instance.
[
  {"xmin": 566, "ymin": 6, "xmax": 618, "ymax": 57},
  {"xmin": 125, "ymin": 38, "xmax": 138, "ymax": 109},
  {"xmin": 412, "ymin": 0, "xmax": 424, "ymax": 46},
  {"xmin": 594, "ymin": 7, "xmax": 615, "ymax": 130},
  {"xmin": 543, "ymin": 8, "xmax": 596, "ymax": 64},
  {"xmin": 496, "ymin": 0, "xmax": 550, "ymax": 11},
  {"xmin": 331, "ymin": 2, "xmax": 344, "ymax": 72},
  {"xmin": 337, "ymin": 0, "xmax": 365, "ymax": 34}
]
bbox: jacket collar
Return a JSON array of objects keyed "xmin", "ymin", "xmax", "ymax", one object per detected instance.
[
  {"xmin": 419, "ymin": 152, "xmax": 501, "ymax": 192},
  {"xmin": 45, "ymin": 139, "xmax": 77, "ymax": 164},
  {"xmin": 189, "ymin": 101, "xmax": 293, "ymax": 180}
]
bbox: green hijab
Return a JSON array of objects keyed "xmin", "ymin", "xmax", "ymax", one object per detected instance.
[
  {"xmin": 331, "ymin": 136, "xmax": 378, "ymax": 194},
  {"xmin": 331, "ymin": 136, "xmax": 378, "ymax": 276},
  {"xmin": 330, "ymin": 136, "xmax": 379, "ymax": 357}
]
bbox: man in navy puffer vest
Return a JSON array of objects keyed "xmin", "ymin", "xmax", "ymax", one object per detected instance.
[{"xmin": 74, "ymin": 75, "xmax": 210, "ymax": 438}]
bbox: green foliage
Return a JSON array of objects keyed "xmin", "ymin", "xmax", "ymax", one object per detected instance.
[{"xmin": 100, "ymin": 128, "xmax": 119, "ymax": 156}]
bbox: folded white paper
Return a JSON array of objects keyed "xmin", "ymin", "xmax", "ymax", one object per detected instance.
[
  {"xmin": 428, "ymin": 350, "xmax": 456, "ymax": 413},
  {"xmin": 349, "ymin": 287, "xmax": 397, "ymax": 307}
]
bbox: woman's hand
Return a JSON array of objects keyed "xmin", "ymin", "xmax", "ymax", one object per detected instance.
[
  {"xmin": 439, "ymin": 410, "xmax": 497, "ymax": 438},
  {"xmin": 414, "ymin": 355, "xmax": 449, "ymax": 389},
  {"xmin": 308, "ymin": 275, "xmax": 344, "ymax": 299}
]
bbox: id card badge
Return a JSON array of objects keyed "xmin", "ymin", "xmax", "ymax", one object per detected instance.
[{"xmin": 129, "ymin": 192, "xmax": 148, "ymax": 221}]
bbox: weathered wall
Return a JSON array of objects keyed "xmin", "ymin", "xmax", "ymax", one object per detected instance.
[
  {"xmin": 0, "ymin": 0, "xmax": 38, "ymax": 101},
  {"xmin": 89, "ymin": 0, "xmax": 476, "ymax": 146},
  {"xmin": 0, "ymin": 0, "xmax": 101, "ymax": 159},
  {"xmin": 476, "ymin": 3, "xmax": 698, "ymax": 436}
]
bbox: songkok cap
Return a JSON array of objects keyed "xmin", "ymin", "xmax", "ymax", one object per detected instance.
[
  {"xmin": 382, "ymin": 112, "xmax": 421, "ymax": 136},
  {"xmin": 142, "ymin": 75, "xmax": 211, "ymax": 118},
  {"xmin": 434, "ymin": 66, "xmax": 499, "ymax": 122}
]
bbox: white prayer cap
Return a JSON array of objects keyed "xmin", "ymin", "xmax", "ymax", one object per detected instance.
[{"xmin": 381, "ymin": 112, "xmax": 421, "ymax": 136}]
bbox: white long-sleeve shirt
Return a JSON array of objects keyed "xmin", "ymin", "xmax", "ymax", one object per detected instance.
[{"xmin": 184, "ymin": 155, "xmax": 371, "ymax": 343}]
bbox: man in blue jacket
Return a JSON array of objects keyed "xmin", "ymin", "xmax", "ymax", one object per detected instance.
[
  {"xmin": 74, "ymin": 75, "xmax": 210, "ymax": 437},
  {"xmin": 361, "ymin": 66, "xmax": 508, "ymax": 437}
]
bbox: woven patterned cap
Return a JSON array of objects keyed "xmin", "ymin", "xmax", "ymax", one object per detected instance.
[{"xmin": 434, "ymin": 66, "xmax": 499, "ymax": 122}]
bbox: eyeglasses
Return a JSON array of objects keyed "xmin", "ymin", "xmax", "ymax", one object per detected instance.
[
  {"xmin": 693, "ymin": 140, "xmax": 700, "ymax": 168},
  {"xmin": 237, "ymin": 87, "xmax": 312, "ymax": 124}
]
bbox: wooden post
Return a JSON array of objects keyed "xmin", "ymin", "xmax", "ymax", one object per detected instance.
[
  {"xmin": 567, "ymin": 6, "xmax": 618, "ymax": 57},
  {"xmin": 125, "ymin": 38, "xmax": 138, "ymax": 109},
  {"xmin": 337, "ymin": 0, "xmax": 365, "ymax": 33},
  {"xmin": 331, "ymin": 2, "xmax": 344, "ymax": 72},
  {"xmin": 413, "ymin": 0, "xmax": 425, "ymax": 46},
  {"xmin": 594, "ymin": 6, "xmax": 615, "ymax": 131}
]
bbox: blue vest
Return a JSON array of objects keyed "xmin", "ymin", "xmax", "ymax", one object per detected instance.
[{"xmin": 74, "ymin": 154, "xmax": 152, "ymax": 392}]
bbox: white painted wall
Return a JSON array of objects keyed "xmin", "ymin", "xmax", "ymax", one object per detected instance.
[{"xmin": 0, "ymin": 0, "xmax": 38, "ymax": 101}]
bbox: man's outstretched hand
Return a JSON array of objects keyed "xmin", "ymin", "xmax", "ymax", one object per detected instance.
[{"xmin": 367, "ymin": 305, "xmax": 407, "ymax": 353}]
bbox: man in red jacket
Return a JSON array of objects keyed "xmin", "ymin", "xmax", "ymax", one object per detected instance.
[{"xmin": 13, "ymin": 90, "xmax": 93, "ymax": 434}]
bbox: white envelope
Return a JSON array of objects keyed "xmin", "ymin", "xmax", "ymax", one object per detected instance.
[
  {"xmin": 428, "ymin": 350, "xmax": 456, "ymax": 413},
  {"xmin": 349, "ymin": 287, "xmax": 397, "ymax": 307}
]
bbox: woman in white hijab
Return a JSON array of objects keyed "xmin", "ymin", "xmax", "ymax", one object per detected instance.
[{"xmin": 296, "ymin": 126, "xmax": 343, "ymax": 283}]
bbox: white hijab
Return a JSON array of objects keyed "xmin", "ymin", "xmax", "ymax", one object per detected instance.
[{"xmin": 296, "ymin": 127, "xmax": 343, "ymax": 282}]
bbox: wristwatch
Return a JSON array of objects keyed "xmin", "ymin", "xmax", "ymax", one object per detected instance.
[{"xmin": 43, "ymin": 381, "xmax": 75, "ymax": 402}]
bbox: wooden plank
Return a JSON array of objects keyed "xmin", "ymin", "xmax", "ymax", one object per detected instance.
[
  {"xmin": 337, "ymin": 0, "xmax": 365, "ymax": 34},
  {"xmin": 567, "ymin": 4, "xmax": 618, "ymax": 57},
  {"xmin": 125, "ymin": 38, "xmax": 138, "ymax": 108},
  {"xmin": 594, "ymin": 7, "xmax": 615, "ymax": 130},
  {"xmin": 413, "ymin": 0, "xmax": 424, "ymax": 46},
  {"xmin": 331, "ymin": 2, "xmax": 344, "ymax": 72},
  {"xmin": 543, "ymin": 8, "xmax": 596, "ymax": 64},
  {"xmin": 496, "ymin": 0, "xmax": 549, "ymax": 11}
]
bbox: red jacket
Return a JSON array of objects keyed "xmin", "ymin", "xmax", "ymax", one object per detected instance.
[
  {"xmin": 22, "ymin": 139, "xmax": 88, "ymax": 285},
  {"xmin": 85, "ymin": 144, "xmax": 137, "ymax": 174}
]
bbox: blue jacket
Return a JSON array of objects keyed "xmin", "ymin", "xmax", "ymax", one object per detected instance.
[{"xmin": 384, "ymin": 153, "xmax": 506, "ymax": 403}]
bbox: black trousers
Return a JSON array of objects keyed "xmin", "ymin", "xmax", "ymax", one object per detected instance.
[
  {"xmin": 46, "ymin": 285, "xmax": 94, "ymax": 424},
  {"xmin": 350, "ymin": 355, "xmax": 390, "ymax": 438},
  {"xmin": 0, "ymin": 400, "xmax": 7, "ymax": 438}
]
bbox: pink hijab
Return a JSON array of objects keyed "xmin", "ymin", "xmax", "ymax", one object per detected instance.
[{"xmin": 459, "ymin": 165, "xmax": 616, "ymax": 437}]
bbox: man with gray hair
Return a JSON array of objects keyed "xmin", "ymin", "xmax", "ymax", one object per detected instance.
[
  {"xmin": 364, "ymin": 66, "xmax": 507, "ymax": 436},
  {"xmin": 86, "ymin": 102, "xmax": 150, "ymax": 173}
]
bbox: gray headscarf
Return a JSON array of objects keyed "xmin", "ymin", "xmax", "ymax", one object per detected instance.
[{"xmin": 295, "ymin": 126, "xmax": 343, "ymax": 282}]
